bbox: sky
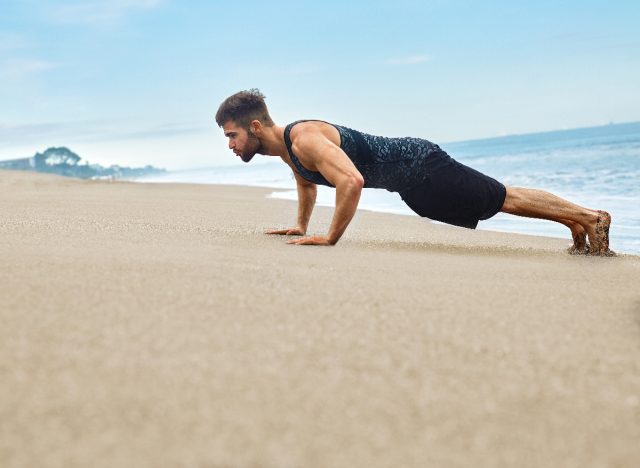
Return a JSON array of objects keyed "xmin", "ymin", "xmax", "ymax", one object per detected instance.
[{"xmin": 1, "ymin": 0, "xmax": 639, "ymax": 170}]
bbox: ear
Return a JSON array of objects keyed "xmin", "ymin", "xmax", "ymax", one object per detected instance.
[{"xmin": 249, "ymin": 120, "xmax": 263, "ymax": 136}]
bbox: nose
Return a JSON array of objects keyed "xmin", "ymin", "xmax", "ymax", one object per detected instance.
[{"xmin": 228, "ymin": 139, "xmax": 235, "ymax": 150}]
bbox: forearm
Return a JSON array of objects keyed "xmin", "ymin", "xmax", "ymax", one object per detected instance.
[
  {"xmin": 296, "ymin": 183, "xmax": 317, "ymax": 232},
  {"xmin": 326, "ymin": 178, "xmax": 363, "ymax": 245}
]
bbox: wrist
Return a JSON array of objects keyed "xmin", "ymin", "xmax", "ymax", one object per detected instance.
[{"xmin": 326, "ymin": 234, "xmax": 339, "ymax": 245}]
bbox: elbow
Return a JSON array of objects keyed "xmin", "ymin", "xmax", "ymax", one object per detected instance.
[{"xmin": 334, "ymin": 172, "xmax": 364, "ymax": 196}]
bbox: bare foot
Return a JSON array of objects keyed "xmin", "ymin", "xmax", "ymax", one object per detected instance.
[
  {"xmin": 588, "ymin": 210, "xmax": 616, "ymax": 256},
  {"xmin": 567, "ymin": 230, "xmax": 589, "ymax": 255}
]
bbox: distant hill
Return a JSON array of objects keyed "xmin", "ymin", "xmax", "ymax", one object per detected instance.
[{"xmin": 0, "ymin": 147, "xmax": 165, "ymax": 180}]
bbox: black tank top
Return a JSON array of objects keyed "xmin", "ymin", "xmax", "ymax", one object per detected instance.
[{"xmin": 283, "ymin": 120, "xmax": 448, "ymax": 192}]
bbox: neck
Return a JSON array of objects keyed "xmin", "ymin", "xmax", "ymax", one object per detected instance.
[{"xmin": 257, "ymin": 124, "xmax": 287, "ymax": 157}]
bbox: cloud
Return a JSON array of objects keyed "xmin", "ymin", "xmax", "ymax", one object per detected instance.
[
  {"xmin": 386, "ymin": 55, "xmax": 432, "ymax": 65},
  {"xmin": 0, "ymin": 120, "xmax": 209, "ymax": 148},
  {"xmin": 116, "ymin": 122, "xmax": 211, "ymax": 141},
  {"xmin": 48, "ymin": 0, "xmax": 163, "ymax": 24},
  {"xmin": 604, "ymin": 40, "xmax": 640, "ymax": 49},
  {"xmin": 0, "ymin": 59, "xmax": 59, "ymax": 80}
]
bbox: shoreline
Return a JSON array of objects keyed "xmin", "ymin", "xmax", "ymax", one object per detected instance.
[
  {"xmin": 2, "ymin": 170, "xmax": 639, "ymax": 468},
  {"xmin": 134, "ymin": 176, "xmax": 638, "ymax": 256}
]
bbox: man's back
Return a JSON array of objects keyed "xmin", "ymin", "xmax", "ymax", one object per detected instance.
[{"xmin": 285, "ymin": 119, "xmax": 447, "ymax": 192}]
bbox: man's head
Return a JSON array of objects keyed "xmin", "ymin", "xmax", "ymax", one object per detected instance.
[{"xmin": 216, "ymin": 89, "xmax": 275, "ymax": 163}]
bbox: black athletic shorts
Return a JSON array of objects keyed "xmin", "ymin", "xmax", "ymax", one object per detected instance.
[{"xmin": 398, "ymin": 150, "xmax": 507, "ymax": 229}]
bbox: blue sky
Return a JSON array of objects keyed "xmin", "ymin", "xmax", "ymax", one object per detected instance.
[{"xmin": 1, "ymin": 0, "xmax": 639, "ymax": 169}]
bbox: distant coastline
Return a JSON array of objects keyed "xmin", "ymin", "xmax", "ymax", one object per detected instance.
[{"xmin": 0, "ymin": 146, "xmax": 165, "ymax": 180}]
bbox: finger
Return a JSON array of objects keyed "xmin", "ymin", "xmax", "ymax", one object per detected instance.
[
  {"xmin": 289, "ymin": 238, "xmax": 324, "ymax": 246},
  {"xmin": 287, "ymin": 237, "xmax": 312, "ymax": 245}
]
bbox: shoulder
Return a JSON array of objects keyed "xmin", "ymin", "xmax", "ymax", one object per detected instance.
[
  {"xmin": 290, "ymin": 121, "xmax": 339, "ymax": 155},
  {"xmin": 289, "ymin": 121, "xmax": 324, "ymax": 141}
]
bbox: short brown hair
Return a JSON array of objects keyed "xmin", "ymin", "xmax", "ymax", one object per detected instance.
[{"xmin": 215, "ymin": 88, "xmax": 275, "ymax": 129}]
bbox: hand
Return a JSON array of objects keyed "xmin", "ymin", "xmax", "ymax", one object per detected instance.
[
  {"xmin": 287, "ymin": 235, "xmax": 334, "ymax": 246},
  {"xmin": 265, "ymin": 227, "xmax": 305, "ymax": 236}
]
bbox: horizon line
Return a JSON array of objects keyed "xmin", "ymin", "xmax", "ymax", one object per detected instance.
[{"xmin": 444, "ymin": 119, "xmax": 640, "ymax": 146}]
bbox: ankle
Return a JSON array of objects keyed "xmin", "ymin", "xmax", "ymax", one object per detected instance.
[{"xmin": 584, "ymin": 210, "xmax": 601, "ymax": 226}]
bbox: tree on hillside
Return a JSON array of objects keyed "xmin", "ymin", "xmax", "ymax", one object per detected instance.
[{"xmin": 33, "ymin": 147, "xmax": 81, "ymax": 169}]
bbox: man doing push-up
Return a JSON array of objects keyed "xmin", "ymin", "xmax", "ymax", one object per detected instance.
[{"xmin": 215, "ymin": 89, "xmax": 613, "ymax": 255}]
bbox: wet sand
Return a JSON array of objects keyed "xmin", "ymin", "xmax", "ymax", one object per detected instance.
[{"xmin": 1, "ymin": 170, "xmax": 639, "ymax": 468}]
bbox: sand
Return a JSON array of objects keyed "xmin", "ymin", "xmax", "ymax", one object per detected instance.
[{"xmin": 1, "ymin": 170, "xmax": 639, "ymax": 468}]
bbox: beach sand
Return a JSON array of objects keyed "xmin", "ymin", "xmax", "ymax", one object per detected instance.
[{"xmin": 1, "ymin": 170, "xmax": 639, "ymax": 468}]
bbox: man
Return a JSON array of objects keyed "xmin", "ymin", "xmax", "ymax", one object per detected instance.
[{"xmin": 215, "ymin": 89, "xmax": 613, "ymax": 255}]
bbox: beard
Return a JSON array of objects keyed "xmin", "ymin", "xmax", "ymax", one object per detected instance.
[{"xmin": 240, "ymin": 133, "xmax": 263, "ymax": 163}]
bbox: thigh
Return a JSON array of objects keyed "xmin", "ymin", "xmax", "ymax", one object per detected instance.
[{"xmin": 399, "ymin": 161, "xmax": 506, "ymax": 229}]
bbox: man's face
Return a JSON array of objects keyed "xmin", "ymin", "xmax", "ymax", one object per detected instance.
[{"xmin": 223, "ymin": 121, "xmax": 262, "ymax": 163}]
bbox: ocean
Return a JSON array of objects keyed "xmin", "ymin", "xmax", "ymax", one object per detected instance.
[{"xmin": 136, "ymin": 122, "xmax": 640, "ymax": 255}]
